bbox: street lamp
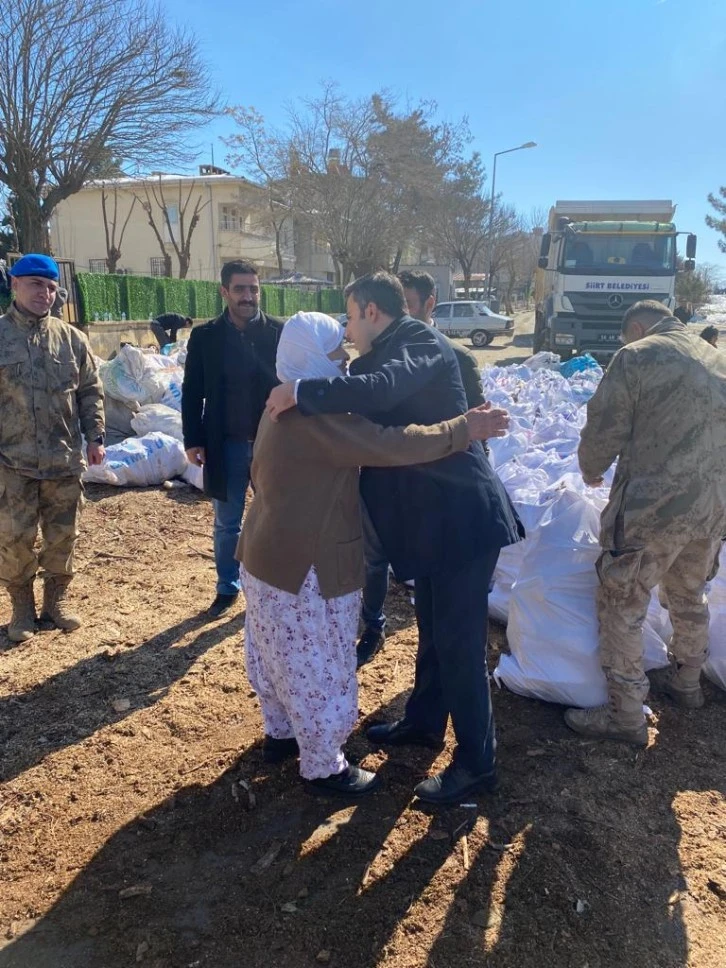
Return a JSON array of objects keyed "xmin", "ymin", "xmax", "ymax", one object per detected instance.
[{"xmin": 486, "ymin": 141, "xmax": 537, "ymax": 303}]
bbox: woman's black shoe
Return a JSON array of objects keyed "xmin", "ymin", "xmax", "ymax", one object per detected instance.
[
  {"xmin": 305, "ymin": 765, "xmax": 381, "ymax": 798},
  {"xmin": 262, "ymin": 735, "xmax": 300, "ymax": 764}
]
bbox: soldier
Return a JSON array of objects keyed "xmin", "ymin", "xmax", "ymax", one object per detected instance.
[
  {"xmin": 0, "ymin": 254, "xmax": 105, "ymax": 642},
  {"xmin": 565, "ymin": 300, "xmax": 726, "ymax": 745}
]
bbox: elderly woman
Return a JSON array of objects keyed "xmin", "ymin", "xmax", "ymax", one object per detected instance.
[{"xmin": 237, "ymin": 311, "xmax": 507, "ymax": 798}]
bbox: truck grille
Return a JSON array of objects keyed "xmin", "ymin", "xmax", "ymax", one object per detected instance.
[{"xmin": 569, "ymin": 291, "xmax": 669, "ymax": 321}]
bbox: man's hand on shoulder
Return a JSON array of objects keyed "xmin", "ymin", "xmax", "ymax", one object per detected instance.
[
  {"xmin": 465, "ymin": 401, "xmax": 510, "ymax": 441},
  {"xmin": 266, "ymin": 381, "xmax": 296, "ymax": 422}
]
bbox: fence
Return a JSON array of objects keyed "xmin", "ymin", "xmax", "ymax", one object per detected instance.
[{"xmin": 76, "ymin": 273, "xmax": 345, "ymax": 323}]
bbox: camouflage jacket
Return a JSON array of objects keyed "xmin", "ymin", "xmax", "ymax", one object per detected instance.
[
  {"xmin": 0, "ymin": 303, "xmax": 104, "ymax": 478},
  {"xmin": 579, "ymin": 317, "xmax": 726, "ymax": 549}
]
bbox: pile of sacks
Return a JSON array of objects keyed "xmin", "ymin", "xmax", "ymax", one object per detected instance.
[
  {"xmin": 84, "ymin": 343, "xmax": 203, "ymax": 490},
  {"xmin": 484, "ymin": 355, "xmax": 726, "ymax": 703}
]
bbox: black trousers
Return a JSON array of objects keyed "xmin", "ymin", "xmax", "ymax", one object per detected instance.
[{"xmin": 405, "ymin": 549, "xmax": 500, "ymax": 775}]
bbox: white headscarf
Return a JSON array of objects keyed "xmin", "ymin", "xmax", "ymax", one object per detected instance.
[{"xmin": 276, "ymin": 311, "xmax": 346, "ymax": 382}]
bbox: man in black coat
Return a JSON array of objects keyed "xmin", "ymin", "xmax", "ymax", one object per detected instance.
[
  {"xmin": 151, "ymin": 312, "xmax": 192, "ymax": 349},
  {"xmin": 182, "ymin": 260, "xmax": 284, "ymax": 618},
  {"xmin": 356, "ymin": 268, "xmax": 487, "ymax": 667},
  {"xmin": 266, "ymin": 272, "xmax": 523, "ymax": 804}
]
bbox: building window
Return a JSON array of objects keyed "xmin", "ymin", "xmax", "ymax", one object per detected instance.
[
  {"xmin": 150, "ymin": 257, "xmax": 167, "ymax": 277},
  {"xmin": 219, "ymin": 204, "xmax": 248, "ymax": 233},
  {"xmin": 163, "ymin": 204, "xmax": 179, "ymax": 244},
  {"xmin": 89, "ymin": 259, "xmax": 108, "ymax": 273}
]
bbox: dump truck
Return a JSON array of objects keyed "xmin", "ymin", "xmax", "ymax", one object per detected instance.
[{"xmin": 533, "ymin": 201, "xmax": 696, "ymax": 361}]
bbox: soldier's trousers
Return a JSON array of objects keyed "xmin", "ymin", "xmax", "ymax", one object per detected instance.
[
  {"xmin": 596, "ymin": 534, "xmax": 722, "ymax": 723},
  {"xmin": 0, "ymin": 468, "xmax": 84, "ymax": 587}
]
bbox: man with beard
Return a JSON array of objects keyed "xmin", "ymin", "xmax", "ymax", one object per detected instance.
[{"xmin": 182, "ymin": 260, "xmax": 284, "ymax": 617}]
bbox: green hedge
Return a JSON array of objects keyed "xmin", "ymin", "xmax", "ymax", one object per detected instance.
[
  {"xmin": 260, "ymin": 286, "xmax": 283, "ymax": 317},
  {"xmin": 319, "ymin": 288, "xmax": 345, "ymax": 314},
  {"xmin": 121, "ymin": 276, "xmax": 158, "ymax": 321},
  {"xmin": 156, "ymin": 277, "xmax": 193, "ymax": 316},
  {"xmin": 192, "ymin": 280, "xmax": 223, "ymax": 319},
  {"xmin": 77, "ymin": 273, "xmax": 124, "ymax": 320},
  {"xmin": 75, "ymin": 272, "xmax": 344, "ymax": 323}
]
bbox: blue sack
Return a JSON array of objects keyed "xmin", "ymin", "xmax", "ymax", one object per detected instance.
[{"xmin": 560, "ymin": 354, "xmax": 599, "ymax": 378}]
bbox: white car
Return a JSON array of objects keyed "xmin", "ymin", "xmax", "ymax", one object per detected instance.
[{"xmin": 432, "ymin": 301, "xmax": 514, "ymax": 347}]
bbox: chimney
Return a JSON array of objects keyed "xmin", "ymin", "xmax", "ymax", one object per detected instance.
[{"xmin": 326, "ymin": 149, "xmax": 341, "ymax": 173}]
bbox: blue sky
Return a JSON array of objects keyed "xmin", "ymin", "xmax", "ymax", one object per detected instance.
[{"xmin": 171, "ymin": 0, "xmax": 726, "ymax": 269}]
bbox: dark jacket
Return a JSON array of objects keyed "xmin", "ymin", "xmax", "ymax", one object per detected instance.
[
  {"xmin": 181, "ymin": 310, "xmax": 284, "ymax": 501},
  {"xmin": 296, "ymin": 315, "xmax": 523, "ymax": 580},
  {"xmin": 445, "ymin": 336, "xmax": 485, "ymax": 407}
]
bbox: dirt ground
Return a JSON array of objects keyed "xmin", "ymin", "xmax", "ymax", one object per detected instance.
[
  {"xmin": 1, "ymin": 484, "xmax": 725, "ymax": 968},
  {"xmin": 1, "ymin": 322, "xmax": 725, "ymax": 968},
  {"xmin": 465, "ymin": 310, "xmax": 536, "ymax": 369}
]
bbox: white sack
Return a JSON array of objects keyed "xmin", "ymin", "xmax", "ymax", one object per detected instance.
[
  {"xmin": 131, "ymin": 404, "xmax": 183, "ymax": 441},
  {"xmin": 522, "ymin": 351, "xmax": 561, "ymax": 371},
  {"xmin": 82, "ymin": 432, "xmax": 187, "ymax": 487},
  {"xmin": 99, "ymin": 344, "xmax": 183, "ymax": 409},
  {"xmin": 181, "ymin": 461, "xmax": 204, "ymax": 490},
  {"xmin": 494, "ymin": 486, "xmax": 668, "ymax": 708},
  {"xmin": 705, "ymin": 546, "xmax": 726, "ymax": 691}
]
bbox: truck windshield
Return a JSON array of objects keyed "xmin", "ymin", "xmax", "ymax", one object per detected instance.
[{"xmin": 560, "ymin": 234, "xmax": 675, "ymax": 275}]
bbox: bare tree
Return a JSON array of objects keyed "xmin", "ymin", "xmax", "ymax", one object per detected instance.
[
  {"xmin": 225, "ymin": 84, "xmax": 465, "ymax": 285},
  {"xmin": 137, "ymin": 177, "xmax": 209, "ymax": 279},
  {"xmin": 223, "ymin": 107, "xmax": 293, "ymax": 277},
  {"xmin": 498, "ymin": 209, "xmax": 548, "ymax": 311},
  {"xmin": 426, "ymin": 156, "xmax": 489, "ymax": 296},
  {"xmin": 284, "ymin": 84, "xmax": 390, "ymax": 283},
  {"xmin": 100, "ymin": 184, "xmax": 137, "ymax": 273},
  {"xmin": 0, "ymin": 0, "xmax": 220, "ymax": 253}
]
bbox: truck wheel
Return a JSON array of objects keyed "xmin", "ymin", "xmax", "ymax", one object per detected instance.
[{"xmin": 471, "ymin": 330, "xmax": 493, "ymax": 348}]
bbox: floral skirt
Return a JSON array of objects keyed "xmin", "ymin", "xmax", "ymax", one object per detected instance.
[{"xmin": 241, "ymin": 565, "xmax": 360, "ymax": 780}]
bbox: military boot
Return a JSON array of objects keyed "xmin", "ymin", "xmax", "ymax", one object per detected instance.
[
  {"xmin": 6, "ymin": 582, "xmax": 37, "ymax": 642},
  {"xmin": 41, "ymin": 577, "xmax": 81, "ymax": 631},
  {"xmin": 663, "ymin": 662, "xmax": 705, "ymax": 709},
  {"xmin": 564, "ymin": 701, "xmax": 648, "ymax": 747}
]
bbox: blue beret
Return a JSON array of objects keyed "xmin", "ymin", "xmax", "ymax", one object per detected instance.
[{"xmin": 9, "ymin": 254, "xmax": 59, "ymax": 280}]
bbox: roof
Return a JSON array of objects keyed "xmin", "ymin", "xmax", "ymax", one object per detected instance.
[{"xmin": 80, "ymin": 172, "xmax": 261, "ymax": 191}]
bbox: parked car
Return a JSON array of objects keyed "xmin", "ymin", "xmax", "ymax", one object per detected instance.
[{"xmin": 432, "ymin": 301, "xmax": 514, "ymax": 347}]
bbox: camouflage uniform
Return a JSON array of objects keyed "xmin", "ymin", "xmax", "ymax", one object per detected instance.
[
  {"xmin": 0, "ymin": 302, "xmax": 104, "ymax": 589},
  {"xmin": 578, "ymin": 317, "xmax": 726, "ymax": 726}
]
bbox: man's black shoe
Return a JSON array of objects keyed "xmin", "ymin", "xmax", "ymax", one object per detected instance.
[
  {"xmin": 356, "ymin": 628, "xmax": 385, "ymax": 669},
  {"xmin": 208, "ymin": 593, "xmax": 238, "ymax": 619},
  {"xmin": 414, "ymin": 763, "xmax": 498, "ymax": 805},
  {"xmin": 262, "ymin": 735, "xmax": 300, "ymax": 764},
  {"xmin": 366, "ymin": 719, "xmax": 444, "ymax": 750},
  {"xmin": 305, "ymin": 765, "xmax": 381, "ymax": 798}
]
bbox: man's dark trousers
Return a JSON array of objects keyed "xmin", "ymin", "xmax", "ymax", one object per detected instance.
[
  {"xmin": 360, "ymin": 503, "xmax": 389, "ymax": 634},
  {"xmin": 404, "ymin": 548, "xmax": 500, "ymax": 775}
]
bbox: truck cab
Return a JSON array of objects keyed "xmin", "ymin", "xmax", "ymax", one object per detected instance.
[{"xmin": 534, "ymin": 201, "xmax": 696, "ymax": 362}]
